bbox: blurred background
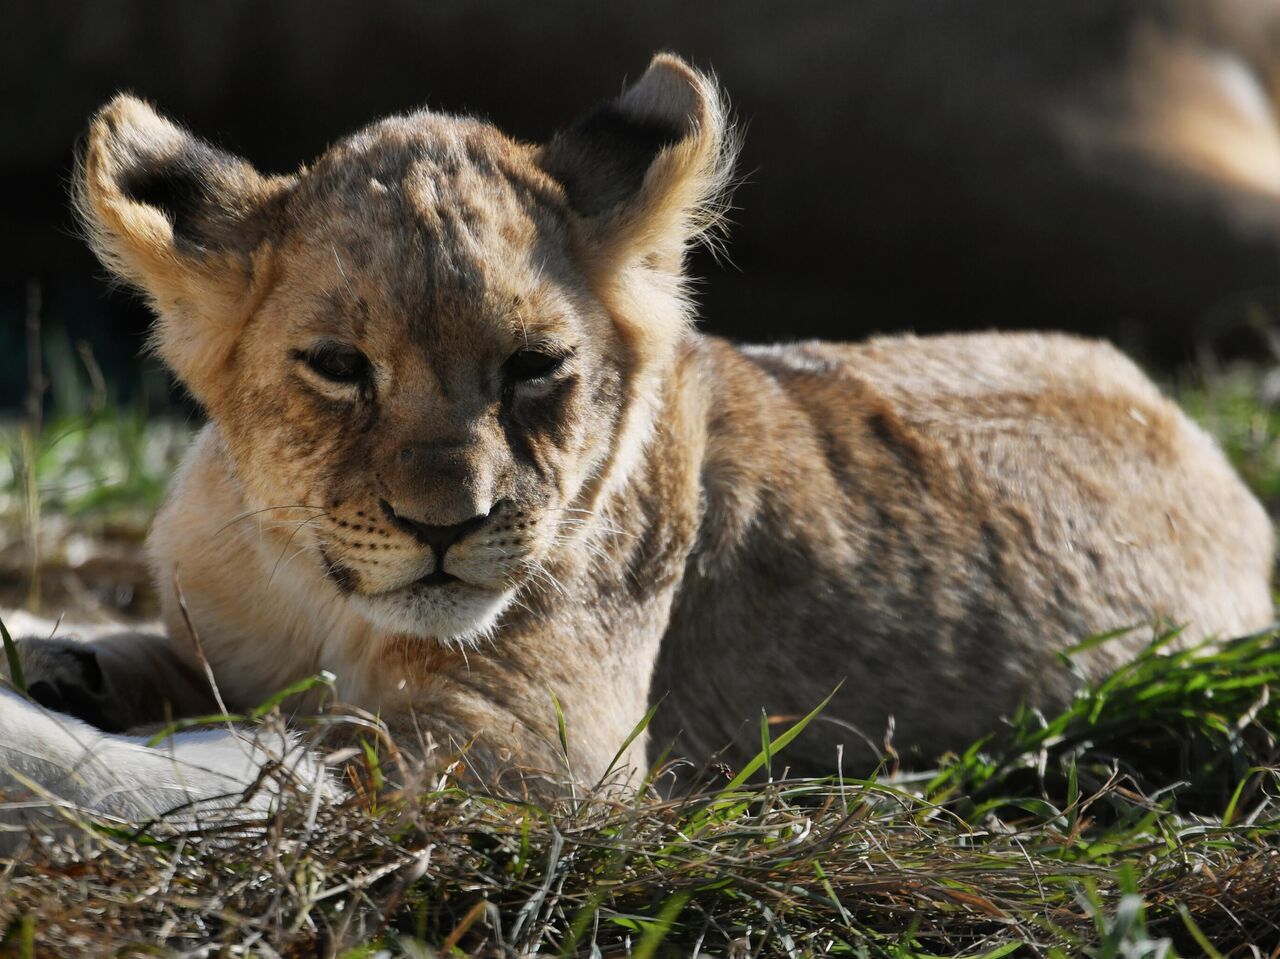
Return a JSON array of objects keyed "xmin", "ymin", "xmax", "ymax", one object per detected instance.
[{"xmin": 2, "ymin": 0, "xmax": 1279, "ymax": 616}]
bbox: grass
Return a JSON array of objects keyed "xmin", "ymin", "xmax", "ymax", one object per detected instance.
[
  {"xmin": 0, "ymin": 403, "xmax": 190, "ymax": 617},
  {"xmin": 2, "ymin": 626, "xmax": 1280, "ymax": 956},
  {"xmin": 0, "ymin": 406, "xmax": 189, "ymax": 536},
  {"xmin": 0, "ymin": 356, "xmax": 1278, "ymax": 956},
  {"xmin": 1176, "ymin": 363, "xmax": 1280, "ymax": 514}
]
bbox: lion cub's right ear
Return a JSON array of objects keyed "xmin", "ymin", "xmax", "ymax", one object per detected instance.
[
  {"xmin": 540, "ymin": 54, "xmax": 737, "ymax": 276},
  {"xmin": 75, "ymin": 95, "xmax": 295, "ymax": 399}
]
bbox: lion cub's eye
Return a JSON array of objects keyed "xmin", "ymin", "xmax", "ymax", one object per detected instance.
[
  {"xmin": 504, "ymin": 349, "xmax": 567, "ymax": 382},
  {"xmin": 302, "ymin": 344, "xmax": 370, "ymax": 384}
]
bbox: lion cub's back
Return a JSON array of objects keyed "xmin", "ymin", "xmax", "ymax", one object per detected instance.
[{"xmin": 745, "ymin": 331, "xmax": 1274, "ymax": 645}]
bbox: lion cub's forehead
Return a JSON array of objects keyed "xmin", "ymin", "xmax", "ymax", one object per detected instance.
[{"xmin": 280, "ymin": 112, "xmax": 576, "ymax": 337}]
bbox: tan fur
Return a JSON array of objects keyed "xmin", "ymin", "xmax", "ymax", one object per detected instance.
[
  {"xmin": 1062, "ymin": 22, "xmax": 1280, "ymax": 198},
  {"xmin": 15, "ymin": 54, "xmax": 1274, "ymax": 786}
]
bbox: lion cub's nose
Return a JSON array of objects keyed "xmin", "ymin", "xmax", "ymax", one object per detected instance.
[{"xmin": 379, "ymin": 499, "xmax": 493, "ymax": 560}]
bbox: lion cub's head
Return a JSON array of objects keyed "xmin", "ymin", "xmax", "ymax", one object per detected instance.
[{"xmin": 75, "ymin": 55, "xmax": 733, "ymax": 644}]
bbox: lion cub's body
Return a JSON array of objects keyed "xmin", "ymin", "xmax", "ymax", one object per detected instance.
[
  {"xmin": 3, "ymin": 55, "xmax": 1273, "ymax": 800},
  {"xmin": 149, "ymin": 327, "xmax": 1272, "ymax": 777},
  {"xmin": 656, "ymin": 333, "xmax": 1272, "ymax": 768}
]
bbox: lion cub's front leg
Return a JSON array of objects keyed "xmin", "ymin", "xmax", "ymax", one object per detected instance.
[{"xmin": 3, "ymin": 628, "xmax": 218, "ymax": 733}]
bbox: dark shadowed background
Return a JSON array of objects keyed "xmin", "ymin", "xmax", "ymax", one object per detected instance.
[{"xmin": 4, "ymin": 0, "xmax": 1280, "ymax": 411}]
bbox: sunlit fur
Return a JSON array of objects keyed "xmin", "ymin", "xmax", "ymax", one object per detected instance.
[{"xmin": 16, "ymin": 53, "xmax": 1272, "ymax": 792}]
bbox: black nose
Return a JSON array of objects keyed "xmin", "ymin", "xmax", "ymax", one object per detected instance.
[{"xmin": 379, "ymin": 499, "xmax": 492, "ymax": 559}]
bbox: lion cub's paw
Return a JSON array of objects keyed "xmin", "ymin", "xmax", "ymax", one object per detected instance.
[{"xmin": 7, "ymin": 638, "xmax": 126, "ymax": 733}]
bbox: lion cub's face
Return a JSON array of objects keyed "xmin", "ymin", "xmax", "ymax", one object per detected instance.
[
  {"xmin": 227, "ymin": 120, "xmax": 625, "ymax": 641},
  {"xmin": 76, "ymin": 55, "xmax": 730, "ymax": 644}
]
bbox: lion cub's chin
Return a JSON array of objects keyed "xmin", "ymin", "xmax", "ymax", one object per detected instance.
[{"xmin": 349, "ymin": 583, "xmax": 515, "ymax": 648}]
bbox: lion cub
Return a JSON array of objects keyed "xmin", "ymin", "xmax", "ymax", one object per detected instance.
[{"xmin": 3, "ymin": 55, "xmax": 1273, "ymax": 799}]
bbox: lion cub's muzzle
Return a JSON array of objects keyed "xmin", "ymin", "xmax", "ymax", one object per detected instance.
[
  {"xmin": 379, "ymin": 498, "xmax": 503, "ymax": 587},
  {"xmin": 337, "ymin": 497, "xmax": 535, "ymax": 643}
]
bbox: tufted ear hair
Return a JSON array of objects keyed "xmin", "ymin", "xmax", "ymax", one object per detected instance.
[
  {"xmin": 74, "ymin": 94, "xmax": 295, "ymax": 399},
  {"xmin": 540, "ymin": 53, "xmax": 737, "ymax": 275}
]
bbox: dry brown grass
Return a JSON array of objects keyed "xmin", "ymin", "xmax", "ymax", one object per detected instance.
[{"xmin": 4, "ymin": 625, "xmax": 1280, "ymax": 957}]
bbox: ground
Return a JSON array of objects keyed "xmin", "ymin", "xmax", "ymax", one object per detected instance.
[{"xmin": 0, "ymin": 358, "xmax": 1278, "ymax": 957}]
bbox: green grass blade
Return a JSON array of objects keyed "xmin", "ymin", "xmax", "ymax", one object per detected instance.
[
  {"xmin": 716, "ymin": 684, "xmax": 841, "ymax": 796},
  {"xmin": 598, "ymin": 697, "xmax": 664, "ymax": 787},
  {"xmin": 1178, "ymin": 903, "xmax": 1225, "ymax": 959},
  {"xmin": 760, "ymin": 707, "xmax": 773, "ymax": 781},
  {"xmin": 145, "ymin": 712, "xmax": 249, "ymax": 747},
  {"xmin": 631, "ymin": 891, "xmax": 689, "ymax": 959},
  {"xmin": 362, "ymin": 740, "xmax": 385, "ymax": 792},
  {"xmin": 248, "ymin": 669, "xmax": 336, "ymax": 719},
  {"xmin": 1065, "ymin": 756, "xmax": 1079, "ymax": 835},
  {"xmin": 0, "ymin": 913, "xmax": 36, "ymax": 959},
  {"xmin": 1059, "ymin": 625, "xmax": 1140, "ymax": 659},
  {"xmin": 0, "ymin": 614, "xmax": 26, "ymax": 695},
  {"xmin": 550, "ymin": 689, "xmax": 570, "ymax": 767},
  {"xmin": 1221, "ymin": 768, "xmax": 1264, "ymax": 827}
]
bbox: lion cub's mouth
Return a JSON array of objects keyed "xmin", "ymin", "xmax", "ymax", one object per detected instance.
[
  {"xmin": 415, "ymin": 569, "xmax": 459, "ymax": 588},
  {"xmin": 352, "ymin": 565, "xmax": 515, "ymax": 644}
]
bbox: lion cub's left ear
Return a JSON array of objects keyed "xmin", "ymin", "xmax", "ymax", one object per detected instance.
[
  {"xmin": 75, "ymin": 95, "xmax": 295, "ymax": 399},
  {"xmin": 540, "ymin": 53, "xmax": 736, "ymax": 273}
]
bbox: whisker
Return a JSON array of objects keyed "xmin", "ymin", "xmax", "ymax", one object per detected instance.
[
  {"xmin": 506, "ymin": 595, "xmax": 535, "ymax": 617},
  {"xmin": 550, "ymin": 535, "xmax": 614, "ymax": 567},
  {"xmin": 524, "ymin": 562, "xmax": 569, "ymax": 600},
  {"xmin": 266, "ymin": 517, "xmax": 323, "ymax": 589},
  {"xmin": 545, "ymin": 519, "xmax": 632, "ymax": 538},
  {"xmin": 274, "ymin": 530, "xmax": 329, "ymax": 582},
  {"xmin": 214, "ymin": 504, "xmax": 325, "ymax": 539}
]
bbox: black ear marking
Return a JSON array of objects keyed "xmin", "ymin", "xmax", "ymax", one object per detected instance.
[
  {"xmin": 545, "ymin": 103, "xmax": 686, "ymax": 217},
  {"xmin": 119, "ymin": 139, "xmax": 252, "ymax": 251}
]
